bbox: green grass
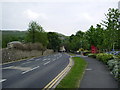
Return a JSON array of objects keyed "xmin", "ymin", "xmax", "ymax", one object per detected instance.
[
  {"xmin": 56, "ymin": 57, "xmax": 87, "ymax": 88},
  {"xmin": 69, "ymin": 53, "xmax": 76, "ymax": 56}
]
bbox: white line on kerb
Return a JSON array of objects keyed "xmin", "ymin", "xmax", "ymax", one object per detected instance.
[
  {"xmin": 22, "ymin": 66, "xmax": 39, "ymax": 74},
  {"xmin": 0, "ymin": 79, "xmax": 6, "ymax": 83},
  {"xmin": 44, "ymin": 61, "xmax": 50, "ymax": 65}
]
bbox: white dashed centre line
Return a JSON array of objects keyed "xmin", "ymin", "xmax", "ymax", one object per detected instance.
[
  {"xmin": 57, "ymin": 57, "xmax": 59, "ymax": 59},
  {"xmin": 35, "ymin": 59, "xmax": 40, "ymax": 61},
  {"xmin": 43, "ymin": 59, "xmax": 47, "ymax": 61},
  {"xmin": 22, "ymin": 61, "xmax": 31, "ymax": 65},
  {"xmin": 22, "ymin": 66, "xmax": 39, "ymax": 74},
  {"xmin": 53, "ymin": 59, "xmax": 56, "ymax": 61},
  {"xmin": 44, "ymin": 61, "xmax": 50, "ymax": 65},
  {"xmin": 0, "ymin": 79, "xmax": 6, "ymax": 83},
  {"xmin": 48, "ymin": 58, "xmax": 50, "ymax": 60}
]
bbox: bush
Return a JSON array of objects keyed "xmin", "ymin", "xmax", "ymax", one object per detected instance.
[
  {"xmin": 12, "ymin": 43, "xmax": 24, "ymax": 50},
  {"xmin": 116, "ymin": 55, "xmax": 120, "ymax": 59},
  {"xmin": 88, "ymin": 53, "xmax": 96, "ymax": 58},
  {"xmin": 23, "ymin": 43, "xmax": 46, "ymax": 51},
  {"xmin": 83, "ymin": 51, "xmax": 91, "ymax": 56},
  {"xmin": 96, "ymin": 53, "xmax": 114, "ymax": 64},
  {"xmin": 107, "ymin": 59, "xmax": 120, "ymax": 81}
]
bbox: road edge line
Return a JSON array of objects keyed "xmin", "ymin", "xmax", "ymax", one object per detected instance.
[{"xmin": 42, "ymin": 54, "xmax": 74, "ymax": 89}]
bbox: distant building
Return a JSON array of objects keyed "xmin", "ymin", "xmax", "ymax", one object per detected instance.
[{"xmin": 59, "ymin": 46, "xmax": 66, "ymax": 52}]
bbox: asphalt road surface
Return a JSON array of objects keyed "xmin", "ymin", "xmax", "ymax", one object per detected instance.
[
  {"xmin": 1, "ymin": 53, "xmax": 69, "ymax": 88},
  {"xmin": 80, "ymin": 57, "xmax": 118, "ymax": 88}
]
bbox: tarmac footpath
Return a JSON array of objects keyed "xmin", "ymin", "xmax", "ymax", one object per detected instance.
[{"xmin": 80, "ymin": 57, "xmax": 119, "ymax": 89}]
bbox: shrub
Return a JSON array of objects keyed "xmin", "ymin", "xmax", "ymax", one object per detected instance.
[
  {"xmin": 107, "ymin": 59, "xmax": 118, "ymax": 70},
  {"xmin": 23, "ymin": 43, "xmax": 46, "ymax": 51},
  {"xmin": 96, "ymin": 53, "xmax": 120, "ymax": 81},
  {"xmin": 88, "ymin": 53, "xmax": 96, "ymax": 58},
  {"xmin": 96, "ymin": 53, "xmax": 114, "ymax": 64},
  {"xmin": 12, "ymin": 43, "xmax": 24, "ymax": 50},
  {"xmin": 83, "ymin": 50, "xmax": 91, "ymax": 56},
  {"xmin": 116, "ymin": 55, "xmax": 120, "ymax": 59},
  {"xmin": 107, "ymin": 59, "xmax": 120, "ymax": 81}
]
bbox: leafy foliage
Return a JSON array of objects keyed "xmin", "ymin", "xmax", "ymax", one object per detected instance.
[
  {"xmin": 101, "ymin": 8, "xmax": 120, "ymax": 50},
  {"xmin": 26, "ymin": 21, "xmax": 48, "ymax": 46},
  {"xmin": 96, "ymin": 53, "xmax": 114, "ymax": 63},
  {"xmin": 107, "ymin": 59, "xmax": 120, "ymax": 81},
  {"xmin": 2, "ymin": 30, "xmax": 26, "ymax": 48},
  {"xmin": 47, "ymin": 32, "xmax": 61, "ymax": 51}
]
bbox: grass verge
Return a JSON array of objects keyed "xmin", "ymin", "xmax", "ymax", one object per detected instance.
[
  {"xmin": 69, "ymin": 53, "xmax": 76, "ymax": 56},
  {"xmin": 56, "ymin": 57, "xmax": 87, "ymax": 88}
]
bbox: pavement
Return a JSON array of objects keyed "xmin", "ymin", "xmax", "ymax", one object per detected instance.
[
  {"xmin": 1, "ymin": 53, "xmax": 70, "ymax": 88},
  {"xmin": 80, "ymin": 57, "xmax": 119, "ymax": 88}
]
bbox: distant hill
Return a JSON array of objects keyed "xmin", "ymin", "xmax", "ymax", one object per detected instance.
[
  {"xmin": 1, "ymin": 30, "xmax": 27, "ymax": 48},
  {"xmin": 56, "ymin": 32, "xmax": 69, "ymax": 40},
  {"xmin": 1, "ymin": 30, "xmax": 69, "ymax": 48},
  {"xmin": 2, "ymin": 30, "xmax": 27, "ymax": 37}
]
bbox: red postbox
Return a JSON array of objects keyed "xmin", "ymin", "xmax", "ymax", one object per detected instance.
[{"xmin": 91, "ymin": 45, "xmax": 97, "ymax": 53}]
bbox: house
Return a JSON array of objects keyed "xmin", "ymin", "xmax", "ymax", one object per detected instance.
[{"xmin": 59, "ymin": 46, "xmax": 66, "ymax": 52}]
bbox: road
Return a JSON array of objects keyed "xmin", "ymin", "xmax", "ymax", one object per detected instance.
[{"xmin": 1, "ymin": 53, "xmax": 70, "ymax": 88}]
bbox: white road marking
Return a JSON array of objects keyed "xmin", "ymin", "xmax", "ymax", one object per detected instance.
[
  {"xmin": 0, "ymin": 79, "xmax": 6, "ymax": 83},
  {"xmin": 53, "ymin": 59, "xmax": 56, "ymax": 61},
  {"xmin": 2, "ymin": 66, "xmax": 14, "ymax": 69},
  {"xmin": 43, "ymin": 61, "xmax": 50, "ymax": 65},
  {"xmin": 57, "ymin": 57, "xmax": 59, "ymax": 59},
  {"xmin": 35, "ymin": 59, "xmax": 40, "ymax": 61},
  {"xmin": 3, "ymin": 66, "xmax": 31, "ymax": 71},
  {"xmin": 48, "ymin": 58, "xmax": 50, "ymax": 60},
  {"xmin": 43, "ymin": 59, "xmax": 47, "ymax": 61},
  {"xmin": 22, "ymin": 66, "xmax": 39, "ymax": 74},
  {"xmin": 27, "ymin": 58, "xmax": 34, "ymax": 61},
  {"xmin": 86, "ymin": 68, "xmax": 92, "ymax": 71},
  {"xmin": 22, "ymin": 61, "xmax": 31, "ymax": 65}
]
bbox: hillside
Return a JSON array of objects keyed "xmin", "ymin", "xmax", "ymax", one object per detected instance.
[
  {"xmin": 1, "ymin": 30, "xmax": 68, "ymax": 48},
  {"xmin": 1, "ymin": 30, "xmax": 27, "ymax": 48}
]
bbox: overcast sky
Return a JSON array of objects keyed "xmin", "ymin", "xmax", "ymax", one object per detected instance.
[{"xmin": 1, "ymin": 0, "xmax": 119, "ymax": 36}]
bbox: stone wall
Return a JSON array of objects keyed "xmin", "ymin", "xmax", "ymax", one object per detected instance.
[{"xmin": 1, "ymin": 48, "xmax": 54, "ymax": 63}]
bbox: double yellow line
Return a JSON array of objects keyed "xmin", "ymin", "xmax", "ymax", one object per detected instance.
[{"xmin": 43, "ymin": 57, "xmax": 73, "ymax": 89}]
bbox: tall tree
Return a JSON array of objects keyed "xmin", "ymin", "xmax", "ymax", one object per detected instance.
[
  {"xmin": 101, "ymin": 8, "xmax": 120, "ymax": 50},
  {"xmin": 47, "ymin": 32, "xmax": 61, "ymax": 51},
  {"xmin": 26, "ymin": 21, "xmax": 48, "ymax": 46},
  {"xmin": 85, "ymin": 24, "xmax": 104, "ymax": 51}
]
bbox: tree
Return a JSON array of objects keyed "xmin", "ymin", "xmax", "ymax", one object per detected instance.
[
  {"xmin": 68, "ymin": 30, "xmax": 89, "ymax": 52},
  {"xmin": 85, "ymin": 24, "xmax": 105, "ymax": 52},
  {"xmin": 101, "ymin": 8, "xmax": 120, "ymax": 50},
  {"xmin": 26, "ymin": 21, "xmax": 48, "ymax": 47},
  {"xmin": 47, "ymin": 32, "xmax": 61, "ymax": 52},
  {"xmin": 85, "ymin": 25, "xmax": 97, "ymax": 46}
]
